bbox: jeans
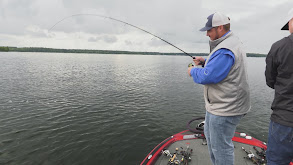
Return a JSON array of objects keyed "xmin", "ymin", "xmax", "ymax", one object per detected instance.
[
  {"xmin": 267, "ymin": 120, "xmax": 293, "ymax": 165},
  {"xmin": 204, "ymin": 111, "xmax": 243, "ymax": 165}
]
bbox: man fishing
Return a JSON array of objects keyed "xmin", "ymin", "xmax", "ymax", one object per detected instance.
[
  {"xmin": 265, "ymin": 8, "xmax": 293, "ymax": 165},
  {"xmin": 187, "ymin": 12, "xmax": 251, "ymax": 165}
]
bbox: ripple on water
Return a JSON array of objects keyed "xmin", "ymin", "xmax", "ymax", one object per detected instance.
[{"xmin": 0, "ymin": 54, "xmax": 272, "ymax": 165}]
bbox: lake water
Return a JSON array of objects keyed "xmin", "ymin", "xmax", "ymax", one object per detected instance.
[{"xmin": 0, "ymin": 52, "xmax": 273, "ymax": 165}]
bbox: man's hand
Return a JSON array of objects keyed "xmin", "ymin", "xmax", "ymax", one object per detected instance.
[
  {"xmin": 193, "ymin": 57, "xmax": 205, "ymax": 66},
  {"xmin": 188, "ymin": 66, "xmax": 193, "ymax": 77}
]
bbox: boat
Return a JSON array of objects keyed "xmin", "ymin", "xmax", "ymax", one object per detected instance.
[{"xmin": 141, "ymin": 117, "xmax": 293, "ymax": 165}]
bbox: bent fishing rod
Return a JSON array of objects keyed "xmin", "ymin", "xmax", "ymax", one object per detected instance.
[{"xmin": 49, "ymin": 14, "xmax": 194, "ymax": 59}]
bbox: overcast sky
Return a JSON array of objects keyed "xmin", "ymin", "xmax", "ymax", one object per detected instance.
[{"xmin": 0, "ymin": 0, "xmax": 292, "ymax": 54}]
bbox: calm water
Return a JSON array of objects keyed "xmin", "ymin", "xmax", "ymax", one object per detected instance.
[{"xmin": 0, "ymin": 52, "xmax": 273, "ymax": 165}]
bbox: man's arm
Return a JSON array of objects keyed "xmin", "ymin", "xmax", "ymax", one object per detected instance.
[
  {"xmin": 189, "ymin": 48, "xmax": 235, "ymax": 84},
  {"xmin": 265, "ymin": 44, "xmax": 279, "ymax": 89}
]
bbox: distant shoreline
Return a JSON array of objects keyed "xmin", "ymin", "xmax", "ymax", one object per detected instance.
[{"xmin": 0, "ymin": 46, "xmax": 266, "ymax": 57}]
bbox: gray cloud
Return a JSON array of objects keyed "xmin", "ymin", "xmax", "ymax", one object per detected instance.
[
  {"xmin": 88, "ymin": 37, "xmax": 97, "ymax": 42},
  {"xmin": 88, "ymin": 35, "xmax": 117, "ymax": 43},
  {"xmin": 124, "ymin": 40, "xmax": 132, "ymax": 46},
  {"xmin": 0, "ymin": 0, "xmax": 292, "ymax": 53}
]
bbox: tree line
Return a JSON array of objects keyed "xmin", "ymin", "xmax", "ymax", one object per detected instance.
[
  {"xmin": 0, "ymin": 46, "xmax": 266, "ymax": 57},
  {"xmin": 0, "ymin": 46, "xmax": 9, "ymax": 52}
]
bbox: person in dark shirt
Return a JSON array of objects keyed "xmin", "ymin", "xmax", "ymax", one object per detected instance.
[{"xmin": 265, "ymin": 8, "xmax": 293, "ymax": 165}]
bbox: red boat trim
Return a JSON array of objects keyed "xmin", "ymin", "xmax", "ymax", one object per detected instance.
[
  {"xmin": 140, "ymin": 130, "xmax": 198, "ymax": 165},
  {"xmin": 232, "ymin": 132, "xmax": 267, "ymax": 150},
  {"xmin": 140, "ymin": 136, "xmax": 173, "ymax": 165}
]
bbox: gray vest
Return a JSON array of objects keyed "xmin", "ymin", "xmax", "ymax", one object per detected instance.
[{"xmin": 204, "ymin": 32, "xmax": 251, "ymax": 116}]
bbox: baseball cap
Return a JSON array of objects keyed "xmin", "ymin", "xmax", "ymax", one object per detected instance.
[
  {"xmin": 200, "ymin": 12, "xmax": 230, "ymax": 31},
  {"xmin": 281, "ymin": 8, "xmax": 293, "ymax": 30}
]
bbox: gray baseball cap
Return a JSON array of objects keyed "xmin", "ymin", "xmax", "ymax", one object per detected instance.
[{"xmin": 200, "ymin": 12, "xmax": 230, "ymax": 31}]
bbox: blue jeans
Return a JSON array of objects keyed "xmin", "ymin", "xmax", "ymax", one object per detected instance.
[
  {"xmin": 267, "ymin": 120, "xmax": 293, "ymax": 165},
  {"xmin": 204, "ymin": 111, "xmax": 243, "ymax": 165}
]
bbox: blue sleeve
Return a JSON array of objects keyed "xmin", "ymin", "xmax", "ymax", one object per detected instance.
[{"xmin": 190, "ymin": 49, "xmax": 235, "ymax": 84}]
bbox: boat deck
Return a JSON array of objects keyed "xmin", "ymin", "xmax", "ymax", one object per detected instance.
[
  {"xmin": 154, "ymin": 138, "xmax": 262, "ymax": 165},
  {"xmin": 146, "ymin": 130, "xmax": 267, "ymax": 165}
]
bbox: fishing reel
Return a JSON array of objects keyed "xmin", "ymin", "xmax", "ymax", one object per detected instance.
[
  {"xmin": 188, "ymin": 63, "xmax": 194, "ymax": 67},
  {"xmin": 189, "ymin": 56, "xmax": 205, "ymax": 67},
  {"xmin": 162, "ymin": 146, "xmax": 192, "ymax": 165}
]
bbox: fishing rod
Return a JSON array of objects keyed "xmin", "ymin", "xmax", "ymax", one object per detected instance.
[
  {"xmin": 49, "ymin": 13, "xmax": 194, "ymax": 59},
  {"xmin": 253, "ymin": 147, "xmax": 266, "ymax": 163}
]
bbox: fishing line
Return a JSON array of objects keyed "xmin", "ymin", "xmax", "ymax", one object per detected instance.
[{"xmin": 49, "ymin": 14, "xmax": 194, "ymax": 58}]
